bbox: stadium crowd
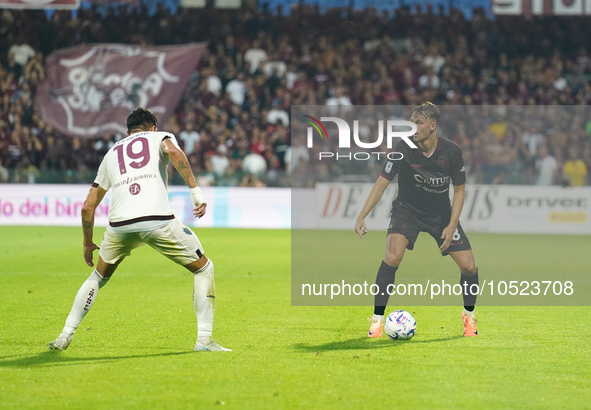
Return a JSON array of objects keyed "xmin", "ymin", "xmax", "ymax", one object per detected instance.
[{"xmin": 0, "ymin": 4, "xmax": 590, "ymax": 186}]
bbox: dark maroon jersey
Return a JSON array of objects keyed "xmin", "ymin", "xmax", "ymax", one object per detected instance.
[{"xmin": 380, "ymin": 136, "xmax": 466, "ymax": 216}]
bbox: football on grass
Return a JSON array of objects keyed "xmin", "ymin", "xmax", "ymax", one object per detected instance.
[{"xmin": 384, "ymin": 310, "xmax": 417, "ymax": 340}]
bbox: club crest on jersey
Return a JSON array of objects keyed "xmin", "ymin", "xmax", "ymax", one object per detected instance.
[
  {"xmin": 384, "ymin": 161, "xmax": 393, "ymax": 173},
  {"xmin": 438, "ymin": 159, "xmax": 448, "ymax": 168},
  {"xmin": 129, "ymin": 183, "xmax": 141, "ymax": 195}
]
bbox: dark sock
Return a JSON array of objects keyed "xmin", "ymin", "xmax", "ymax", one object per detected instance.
[
  {"xmin": 461, "ymin": 269, "xmax": 479, "ymax": 312},
  {"xmin": 373, "ymin": 261, "xmax": 398, "ymax": 316}
]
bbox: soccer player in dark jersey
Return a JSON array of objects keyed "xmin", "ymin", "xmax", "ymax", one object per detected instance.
[{"xmin": 355, "ymin": 102, "xmax": 479, "ymax": 337}]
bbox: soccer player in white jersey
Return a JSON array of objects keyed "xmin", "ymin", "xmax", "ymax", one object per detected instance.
[{"xmin": 49, "ymin": 108, "xmax": 230, "ymax": 352}]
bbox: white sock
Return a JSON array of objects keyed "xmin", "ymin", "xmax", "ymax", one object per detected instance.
[
  {"xmin": 372, "ymin": 314, "xmax": 384, "ymax": 323},
  {"xmin": 463, "ymin": 309, "xmax": 475, "ymax": 318},
  {"xmin": 61, "ymin": 270, "xmax": 107, "ymax": 337},
  {"xmin": 193, "ymin": 260, "xmax": 215, "ymax": 345}
]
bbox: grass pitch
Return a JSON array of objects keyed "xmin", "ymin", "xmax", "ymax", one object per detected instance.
[{"xmin": 0, "ymin": 226, "xmax": 589, "ymax": 409}]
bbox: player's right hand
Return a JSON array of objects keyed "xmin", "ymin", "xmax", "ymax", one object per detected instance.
[
  {"xmin": 355, "ymin": 220, "xmax": 368, "ymax": 238},
  {"xmin": 83, "ymin": 243, "xmax": 100, "ymax": 267}
]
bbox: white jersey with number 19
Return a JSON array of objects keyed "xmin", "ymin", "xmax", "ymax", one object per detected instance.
[{"xmin": 93, "ymin": 131, "xmax": 179, "ymax": 228}]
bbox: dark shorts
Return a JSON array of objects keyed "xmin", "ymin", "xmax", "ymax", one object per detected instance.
[{"xmin": 387, "ymin": 201, "xmax": 472, "ymax": 256}]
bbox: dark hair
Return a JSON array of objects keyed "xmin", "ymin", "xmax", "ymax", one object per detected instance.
[
  {"xmin": 411, "ymin": 101, "xmax": 441, "ymax": 124},
  {"xmin": 127, "ymin": 107, "xmax": 158, "ymax": 131}
]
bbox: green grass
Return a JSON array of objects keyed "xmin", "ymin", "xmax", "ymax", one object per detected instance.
[{"xmin": 0, "ymin": 227, "xmax": 589, "ymax": 409}]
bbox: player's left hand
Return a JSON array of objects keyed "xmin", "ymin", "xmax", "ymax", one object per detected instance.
[
  {"xmin": 83, "ymin": 243, "xmax": 100, "ymax": 267},
  {"xmin": 439, "ymin": 226, "xmax": 455, "ymax": 253},
  {"xmin": 193, "ymin": 203, "xmax": 207, "ymax": 218}
]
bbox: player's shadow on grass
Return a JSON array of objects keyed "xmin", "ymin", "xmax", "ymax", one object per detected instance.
[
  {"xmin": 0, "ymin": 350, "xmax": 195, "ymax": 369},
  {"xmin": 294, "ymin": 335, "xmax": 463, "ymax": 352}
]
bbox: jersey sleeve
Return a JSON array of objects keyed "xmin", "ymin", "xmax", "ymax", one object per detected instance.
[
  {"xmin": 162, "ymin": 132, "xmax": 181, "ymax": 149},
  {"xmin": 380, "ymin": 141, "xmax": 407, "ymax": 181},
  {"xmin": 93, "ymin": 156, "xmax": 111, "ymax": 190},
  {"xmin": 450, "ymin": 145, "xmax": 466, "ymax": 186}
]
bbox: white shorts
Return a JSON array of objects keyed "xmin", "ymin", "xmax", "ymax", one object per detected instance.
[{"xmin": 98, "ymin": 218, "xmax": 204, "ymax": 266}]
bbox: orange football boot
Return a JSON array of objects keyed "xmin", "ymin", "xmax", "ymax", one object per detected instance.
[
  {"xmin": 462, "ymin": 313, "xmax": 478, "ymax": 337},
  {"xmin": 368, "ymin": 317, "xmax": 383, "ymax": 338}
]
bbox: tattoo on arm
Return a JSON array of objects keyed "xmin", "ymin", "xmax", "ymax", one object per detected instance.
[
  {"xmin": 82, "ymin": 217, "xmax": 93, "ymax": 243},
  {"xmin": 176, "ymin": 159, "xmax": 194, "ymax": 184},
  {"xmin": 168, "ymin": 146, "xmax": 197, "ymax": 188}
]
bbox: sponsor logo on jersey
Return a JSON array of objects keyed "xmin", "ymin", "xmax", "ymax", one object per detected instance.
[
  {"xmin": 413, "ymin": 174, "xmax": 450, "ymax": 186},
  {"xmin": 113, "ymin": 174, "xmax": 158, "ymax": 189},
  {"xmin": 129, "ymin": 183, "xmax": 141, "ymax": 195}
]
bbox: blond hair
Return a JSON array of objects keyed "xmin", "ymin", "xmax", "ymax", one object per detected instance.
[{"xmin": 411, "ymin": 101, "xmax": 441, "ymax": 124}]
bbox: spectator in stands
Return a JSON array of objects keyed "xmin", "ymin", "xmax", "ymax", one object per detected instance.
[
  {"xmin": 535, "ymin": 145, "xmax": 558, "ymax": 186},
  {"xmin": 267, "ymin": 102, "xmax": 289, "ymax": 126},
  {"xmin": 265, "ymin": 154, "xmax": 283, "ymax": 187},
  {"xmin": 263, "ymin": 51, "xmax": 287, "ymax": 78},
  {"xmin": 582, "ymin": 144, "xmax": 591, "ymax": 181},
  {"xmin": 226, "ymin": 72, "xmax": 246, "ymax": 106},
  {"xmin": 9, "ymin": 36, "xmax": 35, "ymax": 67},
  {"xmin": 244, "ymin": 39, "xmax": 267, "ymax": 75},
  {"xmin": 285, "ymin": 137, "xmax": 310, "ymax": 173},
  {"xmin": 503, "ymin": 147, "xmax": 526, "ymax": 185},
  {"xmin": 3, "ymin": 53, "xmax": 21, "ymax": 80},
  {"xmin": 489, "ymin": 114, "xmax": 508, "ymax": 141},
  {"xmin": 179, "ymin": 121, "xmax": 200, "ymax": 156},
  {"xmin": 23, "ymin": 52, "xmax": 44, "ymax": 83},
  {"xmin": 481, "ymin": 151, "xmax": 504, "ymax": 184},
  {"xmin": 2, "ymin": 5, "xmax": 591, "ymax": 187},
  {"xmin": 242, "ymin": 152, "xmax": 267, "ymax": 178},
  {"xmin": 0, "ymin": 157, "xmax": 8, "ymax": 182},
  {"xmin": 522, "ymin": 124, "xmax": 545, "ymax": 157},
  {"xmin": 224, "ymin": 36, "xmax": 241, "ymax": 67},
  {"xmin": 272, "ymin": 123, "xmax": 290, "ymax": 168},
  {"xmin": 202, "ymin": 67, "xmax": 222, "ymax": 97},
  {"xmin": 423, "ymin": 44, "xmax": 446, "ymax": 74},
  {"xmin": 326, "ymin": 87, "xmax": 352, "ymax": 114},
  {"xmin": 218, "ymin": 161, "xmax": 241, "ymax": 186},
  {"xmin": 419, "ymin": 67, "xmax": 440, "ymax": 89},
  {"xmin": 197, "ymin": 159, "xmax": 216, "ymax": 187},
  {"xmin": 211, "ymin": 145, "xmax": 230, "ymax": 179},
  {"xmin": 563, "ymin": 147, "xmax": 588, "ymax": 186}
]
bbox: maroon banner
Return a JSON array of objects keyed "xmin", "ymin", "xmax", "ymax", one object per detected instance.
[
  {"xmin": 492, "ymin": 0, "xmax": 591, "ymax": 16},
  {"xmin": 34, "ymin": 43, "xmax": 206, "ymax": 138},
  {"xmin": 0, "ymin": 0, "xmax": 78, "ymax": 9}
]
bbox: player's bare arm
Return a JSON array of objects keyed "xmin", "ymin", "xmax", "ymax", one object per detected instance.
[
  {"xmin": 161, "ymin": 138, "xmax": 207, "ymax": 218},
  {"xmin": 355, "ymin": 175, "xmax": 390, "ymax": 238},
  {"xmin": 81, "ymin": 185, "xmax": 107, "ymax": 267},
  {"xmin": 162, "ymin": 138, "xmax": 197, "ymax": 188},
  {"xmin": 440, "ymin": 183, "xmax": 466, "ymax": 253}
]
